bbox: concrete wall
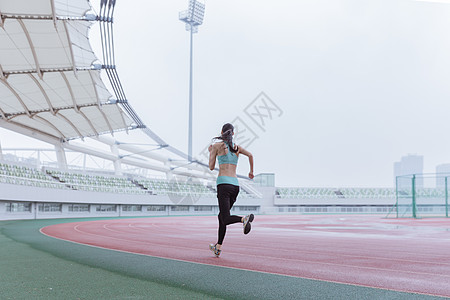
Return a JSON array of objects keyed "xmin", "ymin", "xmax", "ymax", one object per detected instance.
[
  {"xmin": 7, "ymin": 182, "xmax": 443, "ymax": 220},
  {"xmin": 0, "ymin": 182, "xmax": 261, "ymax": 220},
  {"xmin": 274, "ymin": 197, "xmax": 396, "ymax": 206}
]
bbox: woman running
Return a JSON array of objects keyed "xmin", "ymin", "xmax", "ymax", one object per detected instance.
[{"xmin": 208, "ymin": 123, "xmax": 254, "ymax": 257}]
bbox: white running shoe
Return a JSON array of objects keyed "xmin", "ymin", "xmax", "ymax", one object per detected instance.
[
  {"xmin": 243, "ymin": 214, "xmax": 254, "ymax": 234},
  {"xmin": 209, "ymin": 244, "xmax": 221, "ymax": 257}
]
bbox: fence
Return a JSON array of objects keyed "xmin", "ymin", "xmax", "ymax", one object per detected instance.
[{"xmin": 387, "ymin": 173, "xmax": 450, "ymax": 218}]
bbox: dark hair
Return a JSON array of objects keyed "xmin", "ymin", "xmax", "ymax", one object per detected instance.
[{"xmin": 213, "ymin": 123, "xmax": 238, "ymax": 153}]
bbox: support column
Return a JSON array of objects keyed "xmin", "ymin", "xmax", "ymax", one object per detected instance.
[
  {"xmin": 110, "ymin": 143, "xmax": 122, "ymax": 176},
  {"xmin": 412, "ymin": 175, "xmax": 417, "ymax": 219},
  {"xmin": 0, "ymin": 139, "xmax": 3, "ymax": 161},
  {"xmin": 446, "ymin": 177, "xmax": 449, "ymax": 218},
  {"xmin": 165, "ymin": 160, "xmax": 173, "ymax": 181},
  {"xmin": 36, "ymin": 150, "xmax": 41, "ymax": 168},
  {"xmin": 55, "ymin": 143, "xmax": 67, "ymax": 170},
  {"xmin": 188, "ymin": 27, "xmax": 194, "ymax": 162}
]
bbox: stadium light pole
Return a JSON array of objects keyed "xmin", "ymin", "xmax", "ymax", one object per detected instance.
[{"xmin": 179, "ymin": 0, "xmax": 205, "ymax": 162}]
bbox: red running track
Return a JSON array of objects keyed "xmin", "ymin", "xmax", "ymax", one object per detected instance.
[{"xmin": 41, "ymin": 215, "xmax": 450, "ymax": 298}]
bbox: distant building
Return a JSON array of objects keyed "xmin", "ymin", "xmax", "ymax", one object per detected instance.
[
  {"xmin": 436, "ymin": 164, "xmax": 450, "ymax": 188},
  {"xmin": 393, "ymin": 155, "xmax": 423, "ymax": 188},
  {"xmin": 254, "ymin": 173, "xmax": 275, "ymax": 187}
]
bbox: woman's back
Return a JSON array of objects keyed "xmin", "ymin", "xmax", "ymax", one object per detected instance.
[
  {"xmin": 208, "ymin": 122, "xmax": 254, "ymax": 180},
  {"xmin": 214, "ymin": 142, "xmax": 238, "ymax": 177}
]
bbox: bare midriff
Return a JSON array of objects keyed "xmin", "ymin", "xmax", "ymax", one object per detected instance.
[{"xmin": 218, "ymin": 163, "xmax": 238, "ymax": 178}]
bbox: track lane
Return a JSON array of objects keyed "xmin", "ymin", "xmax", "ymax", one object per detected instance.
[{"xmin": 41, "ymin": 215, "xmax": 450, "ymax": 298}]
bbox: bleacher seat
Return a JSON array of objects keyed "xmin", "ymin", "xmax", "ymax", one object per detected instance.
[{"xmin": 276, "ymin": 187, "xmax": 396, "ymax": 199}]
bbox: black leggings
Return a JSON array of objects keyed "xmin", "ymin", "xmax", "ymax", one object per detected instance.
[{"xmin": 216, "ymin": 184, "xmax": 242, "ymax": 245}]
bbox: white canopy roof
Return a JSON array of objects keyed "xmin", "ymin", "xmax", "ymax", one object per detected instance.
[
  {"xmin": 0, "ymin": 0, "xmax": 91, "ymax": 19},
  {"xmin": 0, "ymin": 0, "xmax": 133, "ymax": 141},
  {"xmin": 0, "ymin": 0, "xmax": 214, "ymax": 179}
]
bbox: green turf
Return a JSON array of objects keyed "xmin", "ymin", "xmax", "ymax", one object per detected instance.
[
  {"xmin": 0, "ymin": 217, "xmax": 445, "ymax": 300},
  {"xmin": 0, "ymin": 220, "xmax": 223, "ymax": 300}
]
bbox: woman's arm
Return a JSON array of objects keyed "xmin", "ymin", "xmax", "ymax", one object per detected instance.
[
  {"xmin": 208, "ymin": 144, "xmax": 218, "ymax": 171},
  {"xmin": 237, "ymin": 146, "xmax": 254, "ymax": 179}
]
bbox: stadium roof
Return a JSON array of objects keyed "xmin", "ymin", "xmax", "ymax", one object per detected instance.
[
  {"xmin": 0, "ymin": 0, "xmax": 133, "ymax": 142},
  {"xmin": 0, "ymin": 0, "xmax": 219, "ymax": 180}
]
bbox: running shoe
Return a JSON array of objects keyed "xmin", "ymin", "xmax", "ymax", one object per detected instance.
[
  {"xmin": 243, "ymin": 213, "xmax": 254, "ymax": 234},
  {"xmin": 209, "ymin": 244, "xmax": 221, "ymax": 257}
]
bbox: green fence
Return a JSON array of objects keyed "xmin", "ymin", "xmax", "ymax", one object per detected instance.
[{"xmin": 387, "ymin": 173, "xmax": 450, "ymax": 218}]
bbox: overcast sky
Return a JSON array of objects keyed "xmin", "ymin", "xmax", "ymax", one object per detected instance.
[{"xmin": 2, "ymin": 0, "xmax": 450, "ymax": 187}]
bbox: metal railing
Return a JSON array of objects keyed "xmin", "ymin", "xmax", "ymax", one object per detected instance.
[{"xmin": 387, "ymin": 173, "xmax": 450, "ymax": 218}]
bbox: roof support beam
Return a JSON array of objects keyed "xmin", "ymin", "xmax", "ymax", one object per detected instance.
[
  {"xmin": 95, "ymin": 135, "xmax": 211, "ymax": 175},
  {"xmin": 63, "ymin": 142, "xmax": 118, "ymax": 162},
  {"xmin": 4, "ymin": 102, "xmax": 103, "ymax": 118},
  {"xmin": 98, "ymin": 108, "xmax": 114, "ymax": 136},
  {"xmin": 17, "ymin": 19, "xmax": 43, "ymax": 79},
  {"xmin": 64, "ymin": 126, "xmax": 134, "ymax": 141},
  {"xmin": 0, "ymin": 64, "xmax": 4, "ymax": 80},
  {"xmin": 0, "ymin": 10, "xmax": 4, "ymax": 28},
  {"xmin": 0, "ymin": 118, "xmax": 61, "ymax": 145},
  {"xmin": 62, "ymin": 20, "xmax": 77, "ymax": 77},
  {"xmin": 78, "ymin": 109, "xmax": 99, "ymax": 137},
  {"xmin": 118, "ymin": 109, "xmax": 128, "ymax": 134},
  {"xmin": 63, "ymin": 140, "xmax": 213, "ymax": 180},
  {"xmin": 0, "ymin": 107, "xmax": 7, "ymax": 119},
  {"xmin": 0, "ymin": 78, "xmax": 32, "ymax": 117},
  {"xmin": 55, "ymin": 112, "xmax": 83, "ymax": 139},
  {"xmin": 59, "ymin": 71, "xmax": 100, "ymax": 136},
  {"xmin": 49, "ymin": 0, "xmax": 57, "ymax": 25},
  {"xmin": 33, "ymin": 115, "xmax": 67, "ymax": 141},
  {"xmin": 88, "ymin": 70, "xmax": 102, "ymax": 107},
  {"xmin": 28, "ymin": 74, "xmax": 56, "ymax": 115},
  {"xmin": 3, "ymin": 67, "xmax": 94, "ymax": 76},
  {"xmin": 87, "ymin": 70, "xmax": 113, "ymax": 135},
  {"xmin": 60, "ymin": 71, "xmax": 79, "ymax": 113},
  {"xmin": 0, "ymin": 15, "xmax": 94, "ymax": 21}
]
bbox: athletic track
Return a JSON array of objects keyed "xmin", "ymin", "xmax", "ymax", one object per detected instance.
[{"xmin": 41, "ymin": 215, "xmax": 450, "ymax": 298}]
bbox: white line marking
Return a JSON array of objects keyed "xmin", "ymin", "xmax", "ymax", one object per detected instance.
[{"xmin": 38, "ymin": 226, "xmax": 450, "ymax": 299}]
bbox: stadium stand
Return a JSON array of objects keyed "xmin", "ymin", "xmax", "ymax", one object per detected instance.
[
  {"xmin": 1, "ymin": 160, "xmax": 401, "ymax": 202},
  {"xmin": 133, "ymin": 178, "xmax": 216, "ymax": 197},
  {"xmin": 0, "ymin": 161, "xmax": 252, "ymax": 198},
  {"xmin": 416, "ymin": 188, "xmax": 446, "ymax": 198},
  {"xmin": 45, "ymin": 169, "xmax": 145, "ymax": 194},
  {"xmin": 0, "ymin": 162, "xmax": 65, "ymax": 189},
  {"xmin": 276, "ymin": 187, "xmax": 396, "ymax": 199}
]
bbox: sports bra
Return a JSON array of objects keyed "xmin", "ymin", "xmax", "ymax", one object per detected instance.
[{"xmin": 217, "ymin": 142, "xmax": 238, "ymax": 165}]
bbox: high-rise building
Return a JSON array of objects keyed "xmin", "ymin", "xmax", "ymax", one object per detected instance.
[
  {"xmin": 393, "ymin": 154, "xmax": 423, "ymax": 188},
  {"xmin": 435, "ymin": 164, "xmax": 450, "ymax": 188}
]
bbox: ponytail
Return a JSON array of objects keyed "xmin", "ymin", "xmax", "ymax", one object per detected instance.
[{"xmin": 213, "ymin": 123, "xmax": 238, "ymax": 153}]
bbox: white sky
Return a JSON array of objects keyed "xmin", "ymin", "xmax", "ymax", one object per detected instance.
[{"xmin": 2, "ymin": 0, "xmax": 450, "ymax": 188}]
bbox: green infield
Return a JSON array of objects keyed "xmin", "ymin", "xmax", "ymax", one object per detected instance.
[{"xmin": 0, "ymin": 218, "xmax": 443, "ymax": 300}]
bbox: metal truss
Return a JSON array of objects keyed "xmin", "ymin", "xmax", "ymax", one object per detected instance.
[{"xmin": 97, "ymin": 0, "xmax": 208, "ymax": 168}]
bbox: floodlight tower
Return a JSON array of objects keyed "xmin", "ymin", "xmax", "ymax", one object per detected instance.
[{"xmin": 179, "ymin": 0, "xmax": 205, "ymax": 162}]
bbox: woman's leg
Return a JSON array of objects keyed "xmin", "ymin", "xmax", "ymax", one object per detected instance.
[
  {"xmin": 217, "ymin": 212, "xmax": 226, "ymax": 246},
  {"xmin": 229, "ymin": 185, "xmax": 240, "ymax": 210},
  {"xmin": 230, "ymin": 186, "xmax": 254, "ymax": 234},
  {"xmin": 217, "ymin": 184, "xmax": 242, "ymax": 246}
]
